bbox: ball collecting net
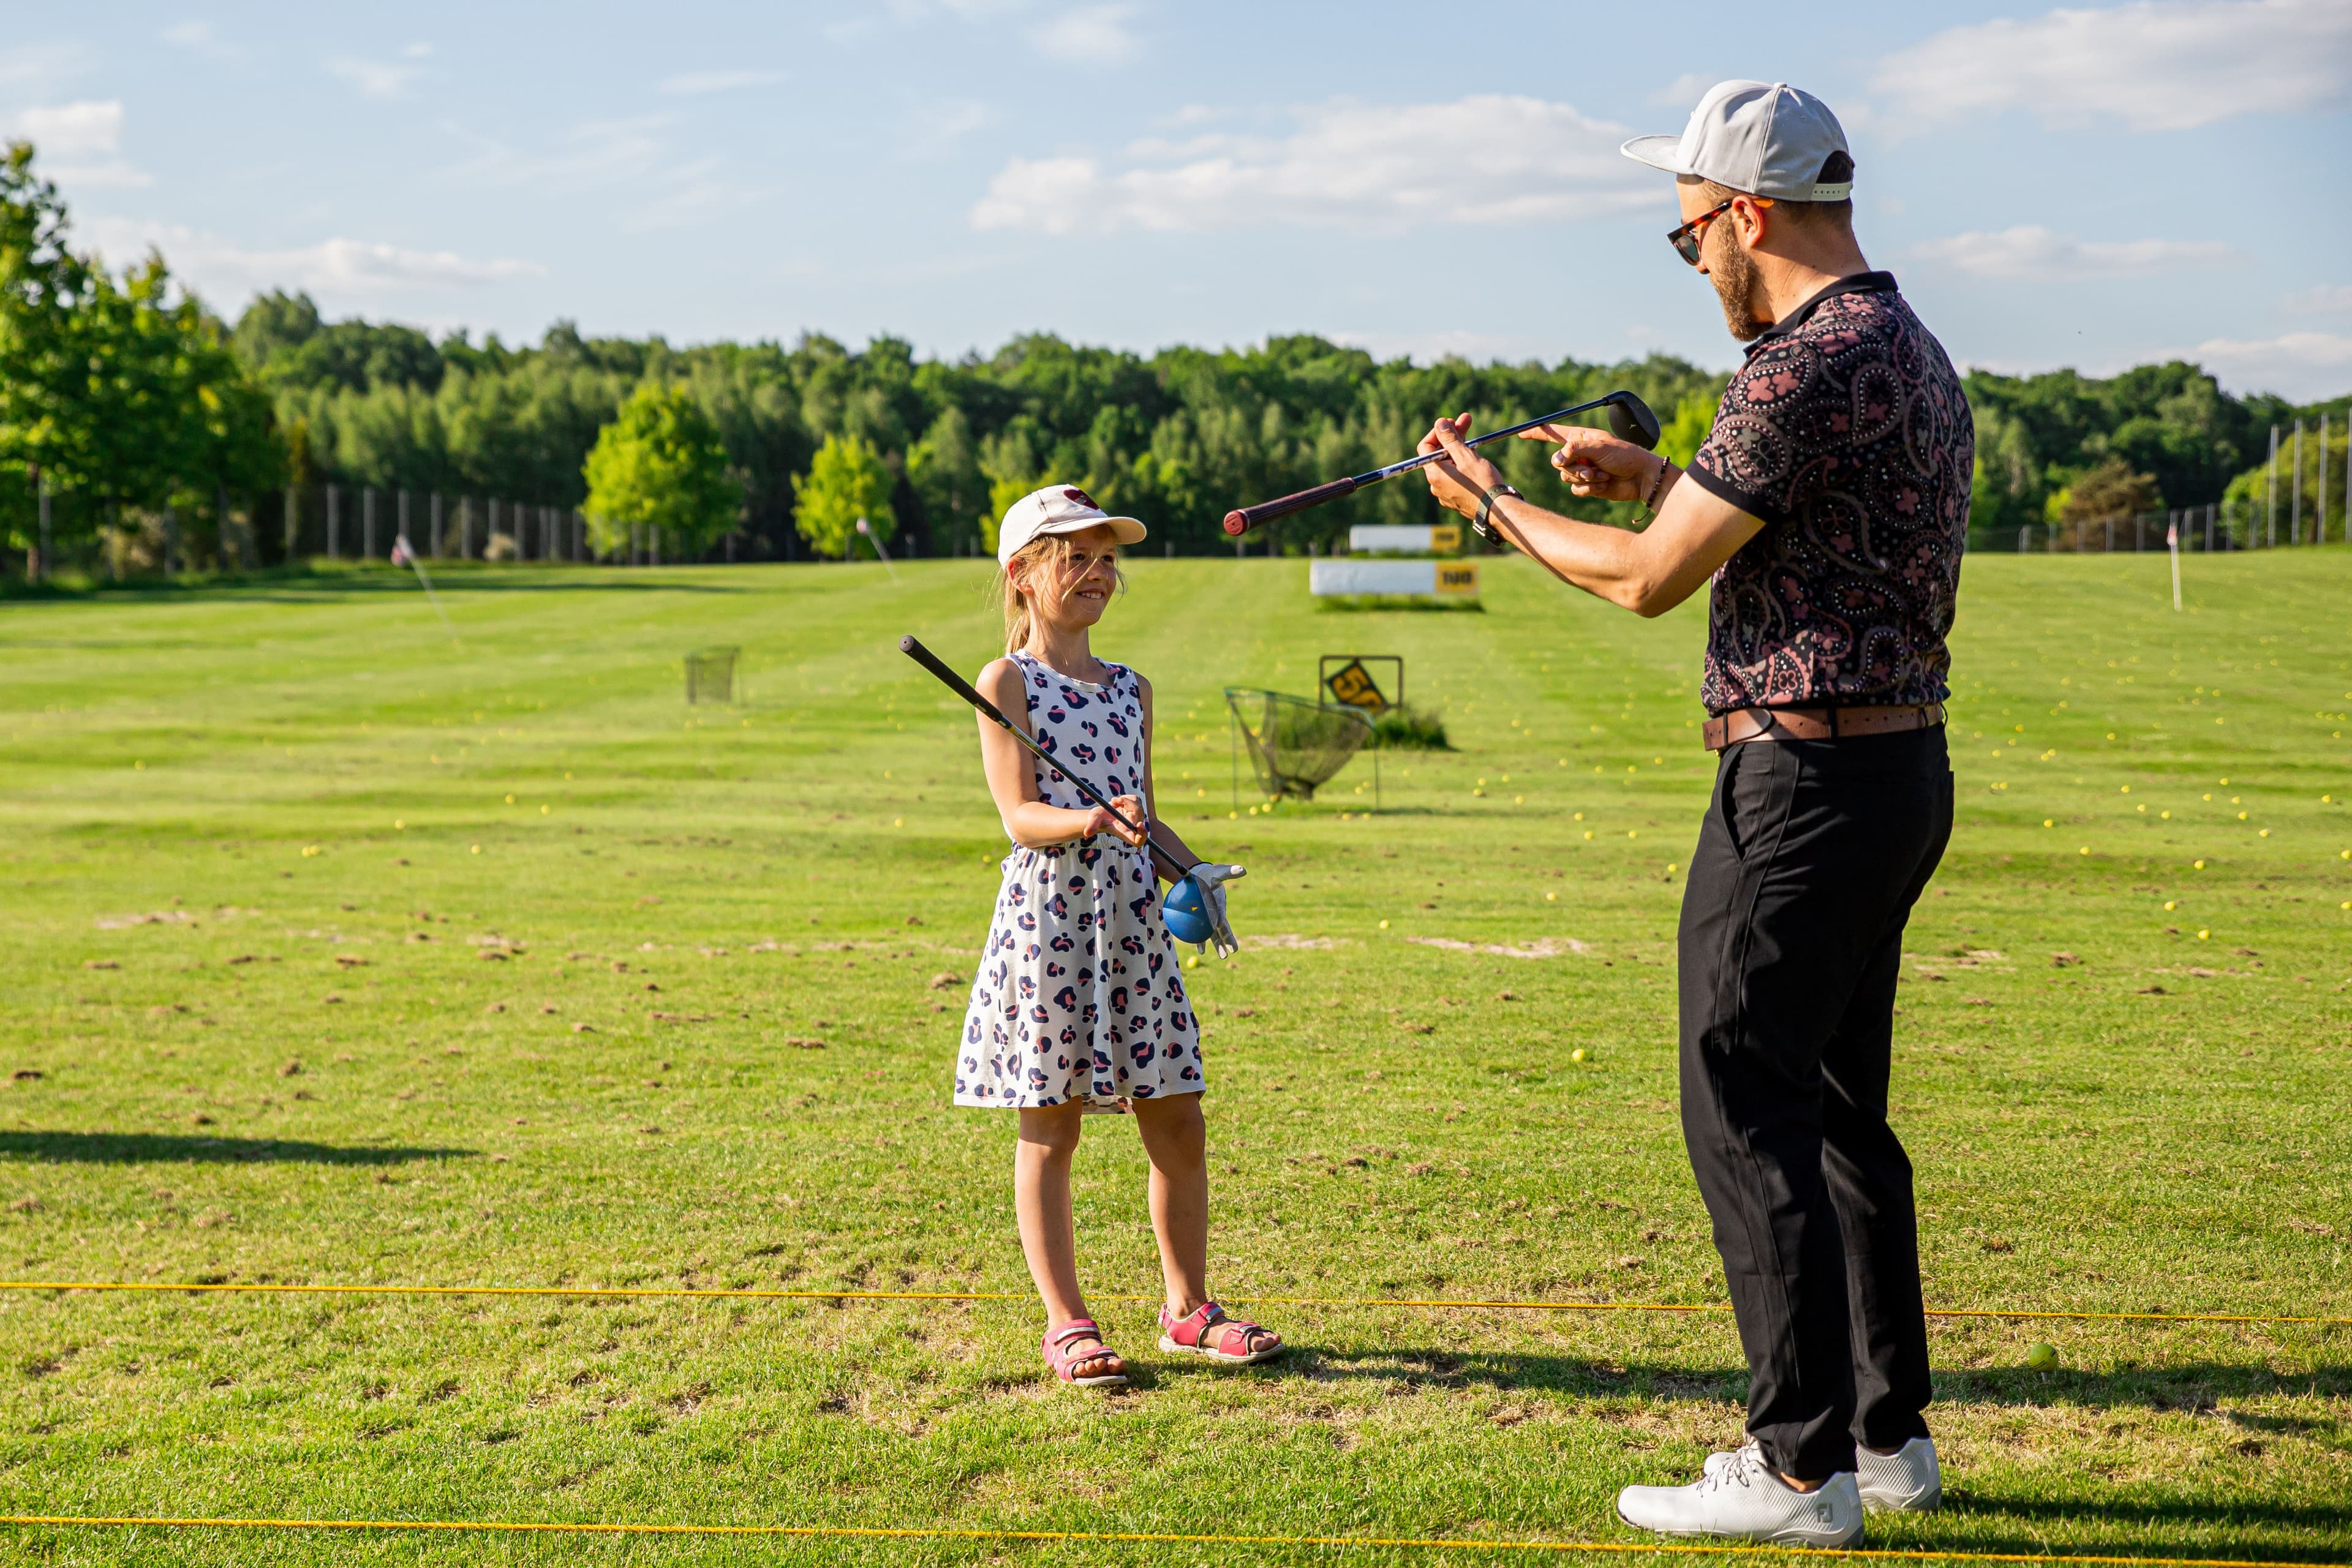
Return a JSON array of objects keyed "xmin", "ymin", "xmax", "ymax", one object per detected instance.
[{"xmin": 1224, "ymin": 687, "xmax": 1373, "ymax": 801}]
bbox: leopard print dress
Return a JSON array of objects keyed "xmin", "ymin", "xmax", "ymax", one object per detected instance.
[{"xmin": 954, "ymin": 652, "xmax": 1203, "ymax": 1110}]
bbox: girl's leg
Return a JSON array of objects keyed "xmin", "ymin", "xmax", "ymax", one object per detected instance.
[
  {"xmin": 1130, "ymin": 1092, "xmax": 1210, "ymax": 1317},
  {"xmin": 1016, "ymin": 1103, "xmax": 1118, "ymax": 1376},
  {"xmin": 1136, "ymin": 1093, "xmax": 1281, "ymax": 1360}
]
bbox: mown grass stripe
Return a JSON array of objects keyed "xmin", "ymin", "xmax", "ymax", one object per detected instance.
[
  {"xmin": 4, "ymin": 1280, "xmax": 2343, "ymax": 1327},
  {"xmin": 0, "ymin": 1515, "xmax": 2329, "ymax": 1566}
]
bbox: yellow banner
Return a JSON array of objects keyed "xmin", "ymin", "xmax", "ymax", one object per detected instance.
[
  {"xmin": 1429, "ymin": 524, "xmax": 1461, "ymax": 553},
  {"xmin": 1434, "ymin": 562, "xmax": 1480, "ymax": 596}
]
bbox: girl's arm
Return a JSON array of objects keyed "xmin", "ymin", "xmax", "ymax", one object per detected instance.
[
  {"xmin": 976, "ymin": 658, "xmax": 1145, "ymax": 851},
  {"xmin": 1136, "ymin": 673, "xmax": 1207, "ymax": 878}
]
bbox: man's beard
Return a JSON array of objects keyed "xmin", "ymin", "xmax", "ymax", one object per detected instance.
[{"xmin": 1708, "ymin": 226, "xmax": 1769, "ymax": 342}]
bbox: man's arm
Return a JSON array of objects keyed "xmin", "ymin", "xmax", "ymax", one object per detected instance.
[{"xmin": 1416, "ymin": 417, "xmax": 1764, "ymax": 618}]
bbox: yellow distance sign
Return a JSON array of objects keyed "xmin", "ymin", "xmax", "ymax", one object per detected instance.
[
  {"xmin": 1434, "ymin": 562, "xmax": 1480, "ymax": 597},
  {"xmin": 1429, "ymin": 524, "xmax": 1461, "ymax": 553},
  {"xmin": 1324, "ymin": 659, "xmax": 1389, "ymax": 712}
]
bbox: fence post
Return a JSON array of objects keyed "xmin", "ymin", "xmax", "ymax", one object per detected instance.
[
  {"xmin": 2291, "ymin": 420, "xmax": 2304, "ymax": 545},
  {"xmin": 396, "ymin": 489, "xmax": 408, "ymax": 554},
  {"xmin": 2204, "ymin": 501, "xmax": 2214, "ymax": 554},
  {"xmin": 162, "ymin": 503, "xmax": 178, "ymax": 576},
  {"xmin": 2265, "ymin": 425, "xmax": 2278, "ymax": 546},
  {"xmin": 363, "ymin": 488, "xmax": 376, "ymax": 559},
  {"xmin": 36, "ymin": 478, "xmax": 49, "ymax": 583},
  {"xmin": 284, "ymin": 484, "xmax": 298, "ymax": 560},
  {"xmin": 431, "ymin": 493, "xmax": 443, "ymax": 557},
  {"xmin": 2318, "ymin": 412, "xmax": 2330, "ymax": 545},
  {"xmin": 326, "ymin": 483, "xmax": 340, "ymax": 560}
]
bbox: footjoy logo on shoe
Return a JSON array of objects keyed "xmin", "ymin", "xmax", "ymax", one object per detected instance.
[{"xmin": 1815, "ymin": 1502, "xmax": 1836, "ymax": 1525}]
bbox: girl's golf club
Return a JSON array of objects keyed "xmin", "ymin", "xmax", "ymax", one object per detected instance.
[
  {"xmin": 898, "ymin": 635, "xmax": 1196, "ymax": 884},
  {"xmin": 1220, "ymin": 390, "xmax": 1662, "ymax": 536}
]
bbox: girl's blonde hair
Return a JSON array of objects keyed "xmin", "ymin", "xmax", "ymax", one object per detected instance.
[{"xmin": 996, "ymin": 532, "xmax": 1125, "ymax": 653}]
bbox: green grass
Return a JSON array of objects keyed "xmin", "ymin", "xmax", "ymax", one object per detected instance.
[{"xmin": 1, "ymin": 551, "xmax": 2348, "ymax": 1566}]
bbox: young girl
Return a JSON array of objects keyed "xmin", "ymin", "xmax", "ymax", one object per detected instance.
[{"xmin": 956, "ymin": 483, "xmax": 1282, "ymax": 1389}]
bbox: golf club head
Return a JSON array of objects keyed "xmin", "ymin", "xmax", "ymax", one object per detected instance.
[{"xmin": 1604, "ymin": 393, "xmax": 1662, "ymax": 451}]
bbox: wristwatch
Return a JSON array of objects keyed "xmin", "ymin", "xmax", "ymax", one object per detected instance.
[{"xmin": 1472, "ymin": 483, "xmax": 1522, "ymax": 539}]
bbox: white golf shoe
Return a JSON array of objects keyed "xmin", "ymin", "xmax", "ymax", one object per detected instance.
[
  {"xmin": 1616, "ymin": 1442, "xmax": 1863, "ymax": 1547},
  {"xmin": 1856, "ymin": 1436, "xmax": 1941, "ymax": 1513}
]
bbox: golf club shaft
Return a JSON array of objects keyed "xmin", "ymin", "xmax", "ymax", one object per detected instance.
[
  {"xmin": 1219, "ymin": 395, "xmax": 1630, "ymax": 535},
  {"xmin": 897, "ymin": 636, "xmax": 1193, "ymax": 878}
]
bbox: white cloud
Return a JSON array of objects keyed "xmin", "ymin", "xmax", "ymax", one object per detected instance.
[
  {"xmin": 326, "ymin": 55, "xmax": 424, "ymax": 100},
  {"xmin": 1034, "ymin": 5, "xmax": 1140, "ymax": 65},
  {"xmin": 81, "ymin": 216, "xmax": 545, "ymax": 305},
  {"xmin": 904, "ymin": 98, "xmax": 993, "ymax": 159},
  {"xmin": 446, "ymin": 116, "xmax": 670, "ymax": 192},
  {"xmin": 161, "ymin": 20, "xmax": 241, "ymax": 61},
  {"xmin": 0, "ymin": 42, "xmax": 89, "ymax": 90},
  {"xmin": 1648, "ymin": 72, "xmax": 1713, "ymax": 109},
  {"xmin": 5, "ymin": 100, "xmax": 150, "ymax": 188},
  {"xmin": 658, "ymin": 69, "xmax": 788, "ymax": 96},
  {"xmin": 1920, "ymin": 225, "xmax": 2231, "ymax": 280},
  {"xmin": 443, "ymin": 117, "xmax": 765, "ymax": 230},
  {"xmin": 2177, "ymin": 331, "xmax": 2352, "ymax": 401},
  {"xmin": 2287, "ymin": 282, "xmax": 2352, "ymax": 314},
  {"xmin": 971, "ymin": 94, "xmax": 1659, "ymax": 235},
  {"xmin": 1874, "ymin": 0, "xmax": 2352, "ymax": 132}
]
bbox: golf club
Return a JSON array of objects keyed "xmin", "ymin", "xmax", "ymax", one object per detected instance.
[
  {"xmin": 1220, "ymin": 390, "xmax": 1662, "ymax": 536},
  {"xmin": 897, "ymin": 635, "xmax": 1195, "ymax": 883}
]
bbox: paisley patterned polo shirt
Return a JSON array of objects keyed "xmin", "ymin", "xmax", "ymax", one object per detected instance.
[{"xmin": 1682, "ymin": 272, "xmax": 1973, "ymax": 715}]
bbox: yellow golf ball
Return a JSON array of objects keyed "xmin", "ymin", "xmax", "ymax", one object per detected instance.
[{"xmin": 2025, "ymin": 1342, "xmax": 2059, "ymax": 1373}]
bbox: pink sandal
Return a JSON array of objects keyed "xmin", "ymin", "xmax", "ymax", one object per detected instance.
[
  {"xmin": 1158, "ymin": 1300, "xmax": 1284, "ymax": 1365},
  {"xmin": 1042, "ymin": 1319, "xmax": 1128, "ymax": 1387}
]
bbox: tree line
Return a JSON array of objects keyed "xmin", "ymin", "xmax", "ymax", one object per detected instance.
[{"xmin": 1, "ymin": 139, "xmax": 2343, "ymax": 579}]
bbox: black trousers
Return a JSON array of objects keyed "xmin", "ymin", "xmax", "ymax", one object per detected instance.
[{"xmin": 1677, "ymin": 725, "xmax": 1953, "ymax": 1482}]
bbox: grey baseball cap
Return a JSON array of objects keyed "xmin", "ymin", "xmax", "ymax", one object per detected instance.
[{"xmin": 1621, "ymin": 80, "xmax": 1854, "ymax": 201}]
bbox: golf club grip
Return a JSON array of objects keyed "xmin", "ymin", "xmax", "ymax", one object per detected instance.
[
  {"xmin": 898, "ymin": 634, "xmax": 1148, "ymax": 840},
  {"xmin": 1221, "ymin": 477, "xmax": 1359, "ymax": 536}
]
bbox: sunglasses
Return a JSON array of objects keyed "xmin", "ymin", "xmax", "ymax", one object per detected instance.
[{"xmin": 1667, "ymin": 195, "xmax": 1770, "ymax": 266}]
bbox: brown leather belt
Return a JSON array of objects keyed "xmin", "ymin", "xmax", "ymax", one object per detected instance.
[{"xmin": 1702, "ymin": 703, "xmax": 1945, "ymax": 752}]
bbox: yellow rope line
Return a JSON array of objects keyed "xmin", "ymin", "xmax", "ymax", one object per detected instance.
[
  {"xmin": 0, "ymin": 1515, "xmax": 2324, "ymax": 1566},
  {"xmin": 0, "ymin": 1280, "xmax": 2342, "ymax": 1327}
]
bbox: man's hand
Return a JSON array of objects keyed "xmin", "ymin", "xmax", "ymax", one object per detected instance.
[
  {"xmin": 1417, "ymin": 415, "xmax": 1504, "ymax": 519},
  {"xmin": 1517, "ymin": 425, "xmax": 1667, "ymax": 505},
  {"xmin": 1186, "ymin": 862, "xmax": 1246, "ymax": 958}
]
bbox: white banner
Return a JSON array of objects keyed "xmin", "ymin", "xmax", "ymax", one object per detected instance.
[{"xmin": 1310, "ymin": 559, "xmax": 1480, "ymax": 597}]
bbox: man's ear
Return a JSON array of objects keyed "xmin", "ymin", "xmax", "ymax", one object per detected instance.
[{"xmin": 1735, "ymin": 195, "xmax": 1775, "ymax": 247}]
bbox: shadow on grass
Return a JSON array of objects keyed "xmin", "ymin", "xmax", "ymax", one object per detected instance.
[
  {"xmin": 1938, "ymin": 1495, "xmax": 2352, "ymax": 1561},
  {"xmin": 2, "ymin": 568, "xmax": 744, "ymax": 605},
  {"xmin": 1256, "ymin": 1346, "xmax": 2352, "ymax": 1414},
  {"xmin": 0, "ymin": 1131, "xmax": 470, "ymax": 1165}
]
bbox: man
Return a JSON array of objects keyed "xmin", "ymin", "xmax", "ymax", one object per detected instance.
[{"xmin": 1415, "ymin": 81, "xmax": 1970, "ymax": 1547}]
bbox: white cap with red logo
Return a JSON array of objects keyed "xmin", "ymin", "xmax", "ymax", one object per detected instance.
[{"xmin": 995, "ymin": 483, "xmax": 1147, "ymax": 567}]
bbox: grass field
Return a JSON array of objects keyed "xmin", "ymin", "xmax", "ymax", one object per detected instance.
[{"xmin": 1, "ymin": 550, "xmax": 2348, "ymax": 1566}]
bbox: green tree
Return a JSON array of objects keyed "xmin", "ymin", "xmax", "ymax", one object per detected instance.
[
  {"xmin": 1656, "ymin": 392, "xmax": 1717, "ymax": 470},
  {"xmin": 0, "ymin": 141, "xmax": 95, "ymax": 567},
  {"xmin": 793, "ymin": 432, "xmax": 895, "ymax": 559},
  {"xmin": 581, "ymin": 382, "xmax": 742, "ymax": 559}
]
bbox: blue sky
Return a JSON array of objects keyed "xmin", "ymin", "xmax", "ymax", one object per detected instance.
[{"xmin": 7, "ymin": 0, "xmax": 2348, "ymax": 398}]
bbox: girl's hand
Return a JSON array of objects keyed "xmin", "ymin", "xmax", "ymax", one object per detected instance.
[{"xmin": 1080, "ymin": 796, "xmax": 1148, "ymax": 848}]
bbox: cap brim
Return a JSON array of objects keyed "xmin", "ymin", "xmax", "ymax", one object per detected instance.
[
  {"xmin": 1036, "ymin": 515, "xmax": 1147, "ymax": 546},
  {"xmin": 1619, "ymin": 134, "xmax": 1694, "ymax": 176}
]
